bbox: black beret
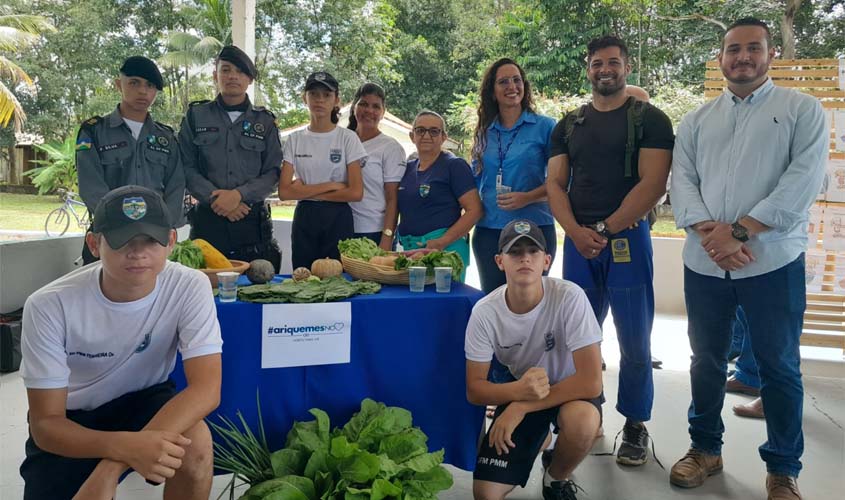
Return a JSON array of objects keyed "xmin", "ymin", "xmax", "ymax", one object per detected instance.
[
  {"xmin": 119, "ymin": 56, "xmax": 163, "ymax": 91},
  {"xmin": 217, "ymin": 45, "xmax": 257, "ymax": 80}
]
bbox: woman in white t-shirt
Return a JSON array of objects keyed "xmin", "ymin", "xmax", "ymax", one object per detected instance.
[
  {"xmin": 279, "ymin": 71, "xmax": 367, "ymax": 269},
  {"xmin": 347, "ymin": 83, "xmax": 407, "ymax": 250}
]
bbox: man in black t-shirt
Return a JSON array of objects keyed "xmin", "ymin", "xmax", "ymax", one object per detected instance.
[{"xmin": 546, "ymin": 35, "xmax": 674, "ymax": 469}]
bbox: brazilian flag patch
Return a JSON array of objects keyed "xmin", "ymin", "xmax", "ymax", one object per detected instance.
[{"xmin": 75, "ymin": 138, "xmax": 92, "ymax": 151}]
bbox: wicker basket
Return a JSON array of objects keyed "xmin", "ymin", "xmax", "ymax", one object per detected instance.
[{"xmin": 341, "ymin": 255, "xmax": 435, "ymax": 285}]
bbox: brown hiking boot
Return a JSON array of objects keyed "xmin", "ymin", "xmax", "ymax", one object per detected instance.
[
  {"xmin": 767, "ymin": 474, "xmax": 801, "ymax": 500},
  {"xmin": 670, "ymin": 448, "xmax": 723, "ymax": 488}
]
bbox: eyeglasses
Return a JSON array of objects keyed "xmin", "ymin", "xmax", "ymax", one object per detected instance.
[
  {"xmin": 495, "ymin": 76, "xmax": 524, "ymax": 87},
  {"xmin": 413, "ymin": 127, "xmax": 443, "ymax": 137}
]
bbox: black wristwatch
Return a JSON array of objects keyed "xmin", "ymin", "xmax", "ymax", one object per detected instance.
[
  {"xmin": 595, "ymin": 220, "xmax": 612, "ymax": 239},
  {"xmin": 731, "ymin": 221, "xmax": 749, "ymax": 242}
]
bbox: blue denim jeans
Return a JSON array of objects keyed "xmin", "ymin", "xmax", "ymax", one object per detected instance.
[
  {"xmin": 732, "ymin": 307, "xmax": 760, "ymax": 388},
  {"xmin": 684, "ymin": 255, "xmax": 805, "ymax": 477},
  {"xmin": 471, "ymin": 225, "xmax": 558, "ymax": 294},
  {"xmin": 564, "ymin": 223, "xmax": 654, "ymax": 422}
]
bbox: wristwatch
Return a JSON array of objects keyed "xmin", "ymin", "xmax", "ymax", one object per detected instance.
[
  {"xmin": 594, "ymin": 220, "xmax": 611, "ymax": 239},
  {"xmin": 731, "ymin": 222, "xmax": 749, "ymax": 242},
  {"xmin": 382, "ymin": 228, "xmax": 394, "ymax": 237}
]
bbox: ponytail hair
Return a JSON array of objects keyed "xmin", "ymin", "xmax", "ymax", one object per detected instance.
[
  {"xmin": 348, "ymin": 82, "xmax": 387, "ymax": 132},
  {"xmin": 331, "ymin": 106, "xmax": 340, "ymax": 124}
]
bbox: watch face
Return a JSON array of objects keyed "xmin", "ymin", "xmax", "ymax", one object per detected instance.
[{"xmin": 596, "ymin": 222, "xmax": 606, "ymax": 232}]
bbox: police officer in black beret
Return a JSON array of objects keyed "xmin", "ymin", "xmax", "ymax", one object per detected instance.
[
  {"xmin": 76, "ymin": 56, "xmax": 185, "ymax": 264},
  {"xmin": 179, "ymin": 45, "xmax": 282, "ymax": 271}
]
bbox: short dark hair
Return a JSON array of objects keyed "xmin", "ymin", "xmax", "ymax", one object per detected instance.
[
  {"xmin": 587, "ymin": 35, "xmax": 629, "ymax": 62},
  {"xmin": 722, "ymin": 17, "xmax": 773, "ymax": 51}
]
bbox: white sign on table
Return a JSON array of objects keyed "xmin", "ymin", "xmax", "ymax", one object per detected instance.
[{"xmin": 261, "ymin": 303, "xmax": 352, "ymax": 369}]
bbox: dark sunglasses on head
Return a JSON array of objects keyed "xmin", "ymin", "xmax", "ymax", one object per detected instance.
[{"xmin": 413, "ymin": 127, "xmax": 443, "ymax": 137}]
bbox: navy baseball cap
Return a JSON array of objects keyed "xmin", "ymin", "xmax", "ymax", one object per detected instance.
[
  {"xmin": 498, "ymin": 219, "xmax": 547, "ymax": 253},
  {"xmin": 305, "ymin": 71, "xmax": 339, "ymax": 92},
  {"xmin": 119, "ymin": 56, "xmax": 164, "ymax": 90},
  {"xmin": 92, "ymin": 185, "xmax": 172, "ymax": 249}
]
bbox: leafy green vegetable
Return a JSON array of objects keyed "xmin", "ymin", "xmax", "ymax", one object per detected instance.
[
  {"xmin": 214, "ymin": 398, "xmax": 453, "ymax": 500},
  {"xmin": 238, "ymin": 277, "xmax": 381, "ymax": 304},
  {"xmin": 394, "ymin": 250, "xmax": 464, "ymax": 281},
  {"xmin": 168, "ymin": 240, "xmax": 205, "ymax": 269},
  {"xmin": 338, "ymin": 238, "xmax": 386, "ymax": 261}
]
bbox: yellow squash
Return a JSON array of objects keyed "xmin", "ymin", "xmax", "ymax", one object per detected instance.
[{"xmin": 194, "ymin": 239, "xmax": 231, "ymax": 269}]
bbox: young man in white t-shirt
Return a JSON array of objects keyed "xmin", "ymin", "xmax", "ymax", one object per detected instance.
[
  {"xmin": 19, "ymin": 186, "xmax": 223, "ymax": 500},
  {"xmin": 466, "ymin": 219, "xmax": 603, "ymax": 500}
]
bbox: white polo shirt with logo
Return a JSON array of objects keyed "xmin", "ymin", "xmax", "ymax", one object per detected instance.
[
  {"xmin": 20, "ymin": 261, "xmax": 223, "ymax": 411},
  {"xmin": 282, "ymin": 126, "xmax": 367, "ymax": 200},
  {"xmin": 465, "ymin": 277, "xmax": 602, "ymax": 383}
]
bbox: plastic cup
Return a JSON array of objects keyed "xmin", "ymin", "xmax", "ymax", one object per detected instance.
[
  {"xmin": 217, "ymin": 271, "xmax": 239, "ymax": 302},
  {"xmin": 496, "ymin": 185, "xmax": 512, "ymax": 195},
  {"xmin": 435, "ymin": 267, "xmax": 452, "ymax": 293},
  {"xmin": 409, "ymin": 266, "xmax": 427, "ymax": 292}
]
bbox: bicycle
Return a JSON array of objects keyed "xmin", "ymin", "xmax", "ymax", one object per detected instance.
[{"xmin": 44, "ymin": 189, "xmax": 90, "ymax": 237}]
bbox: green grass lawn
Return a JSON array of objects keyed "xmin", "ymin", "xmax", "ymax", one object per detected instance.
[
  {"xmin": 0, "ymin": 193, "xmax": 685, "ymax": 238},
  {"xmin": 0, "ymin": 193, "xmax": 70, "ymax": 232}
]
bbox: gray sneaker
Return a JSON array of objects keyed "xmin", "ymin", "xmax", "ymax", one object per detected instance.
[{"xmin": 617, "ymin": 421, "xmax": 649, "ymax": 466}]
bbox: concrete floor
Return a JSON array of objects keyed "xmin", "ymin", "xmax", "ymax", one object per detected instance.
[{"xmin": 2, "ymin": 313, "xmax": 843, "ymax": 499}]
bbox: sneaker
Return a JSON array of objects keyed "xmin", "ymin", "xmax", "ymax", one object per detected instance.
[
  {"xmin": 542, "ymin": 478, "xmax": 583, "ymax": 500},
  {"xmin": 669, "ymin": 448, "xmax": 723, "ymax": 488},
  {"xmin": 616, "ymin": 421, "xmax": 649, "ymax": 466},
  {"xmin": 766, "ymin": 474, "xmax": 802, "ymax": 500}
]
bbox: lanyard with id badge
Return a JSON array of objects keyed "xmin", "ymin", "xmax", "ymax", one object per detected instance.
[{"xmin": 495, "ymin": 124, "xmax": 523, "ymax": 196}]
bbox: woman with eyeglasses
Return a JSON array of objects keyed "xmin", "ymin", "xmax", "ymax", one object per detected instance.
[
  {"xmin": 279, "ymin": 71, "xmax": 367, "ymax": 269},
  {"xmin": 470, "ymin": 58, "xmax": 558, "ymax": 293},
  {"xmin": 396, "ymin": 110, "xmax": 482, "ymax": 282},
  {"xmin": 347, "ymin": 83, "xmax": 407, "ymax": 250}
]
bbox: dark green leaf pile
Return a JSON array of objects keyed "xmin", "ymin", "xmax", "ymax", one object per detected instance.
[
  {"xmin": 238, "ymin": 276, "xmax": 381, "ymax": 303},
  {"xmin": 338, "ymin": 238, "xmax": 387, "ymax": 261}
]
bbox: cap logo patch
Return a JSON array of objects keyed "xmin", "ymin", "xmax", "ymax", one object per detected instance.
[
  {"xmin": 122, "ymin": 197, "xmax": 147, "ymax": 220},
  {"xmin": 315, "ymin": 72, "xmax": 326, "ymax": 81},
  {"xmin": 514, "ymin": 221, "xmax": 531, "ymax": 234}
]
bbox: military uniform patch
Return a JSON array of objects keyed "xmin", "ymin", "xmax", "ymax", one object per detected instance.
[
  {"xmin": 254, "ymin": 122, "xmax": 265, "ymax": 134},
  {"xmin": 75, "ymin": 138, "xmax": 92, "ymax": 151},
  {"xmin": 98, "ymin": 141, "xmax": 128, "ymax": 153}
]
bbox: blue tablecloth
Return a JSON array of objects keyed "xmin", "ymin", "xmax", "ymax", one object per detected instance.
[{"xmin": 171, "ymin": 277, "xmax": 485, "ymax": 470}]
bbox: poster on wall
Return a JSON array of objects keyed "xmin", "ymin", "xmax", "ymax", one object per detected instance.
[
  {"xmin": 805, "ymin": 250, "xmax": 826, "ymax": 293},
  {"xmin": 822, "ymin": 206, "xmax": 845, "ymax": 251},
  {"xmin": 808, "ymin": 205, "xmax": 823, "ymax": 244},
  {"xmin": 826, "ymin": 159, "xmax": 845, "ymax": 202}
]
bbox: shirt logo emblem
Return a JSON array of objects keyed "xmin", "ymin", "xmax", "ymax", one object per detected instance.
[
  {"xmin": 157, "ymin": 136, "xmax": 169, "ymax": 147},
  {"xmin": 243, "ymin": 120, "xmax": 252, "ymax": 132},
  {"xmin": 122, "ymin": 197, "xmax": 147, "ymax": 220},
  {"xmin": 419, "ymin": 184, "xmax": 430, "ymax": 198},
  {"xmin": 329, "ymin": 149, "xmax": 342, "ymax": 163},
  {"xmin": 134, "ymin": 332, "xmax": 152, "ymax": 353},
  {"xmin": 254, "ymin": 122, "xmax": 265, "ymax": 134},
  {"xmin": 146, "ymin": 134, "xmax": 157, "ymax": 145},
  {"xmin": 544, "ymin": 332, "xmax": 555, "ymax": 352}
]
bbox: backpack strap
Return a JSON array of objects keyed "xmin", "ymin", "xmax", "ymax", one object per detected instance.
[
  {"xmin": 624, "ymin": 96, "xmax": 647, "ymax": 178},
  {"xmin": 563, "ymin": 104, "xmax": 588, "ymax": 146}
]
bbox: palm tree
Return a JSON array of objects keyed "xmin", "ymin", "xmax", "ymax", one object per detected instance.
[
  {"xmin": 159, "ymin": 0, "xmax": 231, "ymax": 109},
  {"xmin": 0, "ymin": 9, "xmax": 55, "ymax": 130}
]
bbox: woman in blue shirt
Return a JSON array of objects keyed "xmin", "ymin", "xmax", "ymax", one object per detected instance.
[
  {"xmin": 396, "ymin": 110, "xmax": 482, "ymax": 282},
  {"xmin": 470, "ymin": 58, "xmax": 557, "ymax": 293}
]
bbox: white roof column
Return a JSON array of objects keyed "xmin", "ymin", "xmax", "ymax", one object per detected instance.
[{"xmin": 231, "ymin": 0, "xmax": 256, "ymax": 99}]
